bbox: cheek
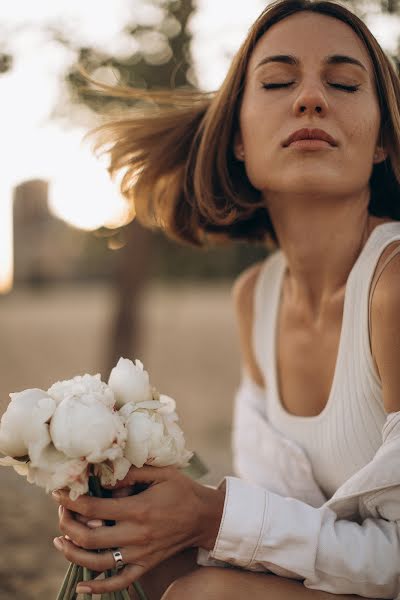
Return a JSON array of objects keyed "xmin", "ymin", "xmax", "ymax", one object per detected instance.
[
  {"xmin": 238, "ymin": 100, "xmax": 289, "ymax": 190},
  {"xmin": 342, "ymin": 100, "xmax": 380, "ymax": 150},
  {"xmin": 239, "ymin": 91, "xmax": 276, "ymax": 147},
  {"xmin": 239, "ymin": 105, "xmax": 277, "ymax": 165}
]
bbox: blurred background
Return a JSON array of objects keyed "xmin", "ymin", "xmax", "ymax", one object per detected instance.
[{"xmin": 0, "ymin": 0, "xmax": 399, "ymax": 597}]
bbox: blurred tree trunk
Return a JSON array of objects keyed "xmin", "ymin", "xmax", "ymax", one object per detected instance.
[
  {"xmin": 94, "ymin": 0, "xmax": 196, "ymax": 373},
  {"xmin": 105, "ymin": 219, "xmax": 153, "ymax": 373},
  {"xmin": 49, "ymin": 1, "xmax": 196, "ymax": 374}
]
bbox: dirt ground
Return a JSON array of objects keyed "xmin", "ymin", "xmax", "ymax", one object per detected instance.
[{"xmin": 0, "ymin": 281, "xmax": 240, "ymax": 599}]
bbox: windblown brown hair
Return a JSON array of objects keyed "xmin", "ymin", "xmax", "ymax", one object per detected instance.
[{"xmin": 84, "ymin": 0, "xmax": 400, "ymax": 248}]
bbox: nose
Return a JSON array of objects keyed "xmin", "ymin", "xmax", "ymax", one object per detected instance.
[{"xmin": 293, "ymin": 79, "xmax": 329, "ymax": 116}]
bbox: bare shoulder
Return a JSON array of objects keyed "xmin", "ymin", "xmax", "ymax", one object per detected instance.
[
  {"xmin": 232, "ymin": 262, "xmax": 264, "ymax": 313},
  {"xmin": 370, "ymin": 240, "xmax": 400, "ymax": 413},
  {"xmin": 371, "ymin": 240, "xmax": 400, "ymax": 310},
  {"xmin": 232, "ymin": 262, "xmax": 265, "ymax": 388}
]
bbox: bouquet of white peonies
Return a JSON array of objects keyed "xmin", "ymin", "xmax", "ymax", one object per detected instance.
[{"xmin": 0, "ymin": 357, "xmax": 205, "ymax": 600}]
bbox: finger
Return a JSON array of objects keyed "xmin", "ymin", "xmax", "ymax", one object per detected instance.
[
  {"xmin": 53, "ymin": 536, "xmax": 114, "ymax": 572},
  {"xmin": 75, "ymin": 543, "xmax": 184, "ymax": 595},
  {"xmin": 60, "ymin": 507, "xmax": 103, "ymax": 547},
  {"xmin": 62, "ymin": 510, "xmax": 102, "ymax": 533},
  {"xmin": 52, "ymin": 490, "xmax": 139, "ymax": 521},
  {"xmin": 76, "ymin": 563, "xmax": 145, "ymax": 595},
  {"xmin": 104, "ymin": 465, "xmax": 177, "ymax": 490},
  {"xmin": 60, "ymin": 508, "xmax": 91, "ymax": 526},
  {"xmin": 112, "ymin": 486, "xmax": 134, "ymax": 499},
  {"xmin": 75, "ymin": 513, "xmax": 92, "ymax": 525},
  {"xmin": 60, "ymin": 507, "xmax": 149, "ymax": 549}
]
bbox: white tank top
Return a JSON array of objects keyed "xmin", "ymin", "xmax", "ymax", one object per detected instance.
[{"xmin": 253, "ymin": 221, "xmax": 400, "ymax": 499}]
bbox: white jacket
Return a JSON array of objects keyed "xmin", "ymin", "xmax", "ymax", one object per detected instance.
[{"xmin": 198, "ymin": 377, "xmax": 400, "ymax": 599}]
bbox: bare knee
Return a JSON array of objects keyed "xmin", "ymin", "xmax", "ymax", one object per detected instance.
[
  {"xmin": 161, "ymin": 567, "xmax": 228, "ymax": 600},
  {"xmin": 135, "ymin": 547, "xmax": 199, "ymax": 600}
]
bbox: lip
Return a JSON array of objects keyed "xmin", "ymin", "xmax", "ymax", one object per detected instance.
[
  {"xmin": 283, "ymin": 128, "xmax": 338, "ymax": 147},
  {"xmin": 287, "ymin": 139, "xmax": 333, "ymax": 151}
]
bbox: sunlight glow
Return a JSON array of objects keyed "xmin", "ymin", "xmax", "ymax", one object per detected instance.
[
  {"xmin": 48, "ymin": 142, "xmax": 131, "ymax": 231},
  {"xmin": 0, "ymin": 0, "xmax": 399, "ymax": 293}
]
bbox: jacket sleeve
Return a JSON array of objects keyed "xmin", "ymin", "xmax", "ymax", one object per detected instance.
[
  {"xmin": 206, "ymin": 476, "xmax": 400, "ymax": 599},
  {"xmin": 198, "ymin": 378, "xmax": 400, "ymax": 597}
]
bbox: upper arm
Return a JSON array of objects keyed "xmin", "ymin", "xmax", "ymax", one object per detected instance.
[
  {"xmin": 370, "ymin": 244, "xmax": 400, "ymax": 414},
  {"xmin": 232, "ymin": 262, "xmax": 265, "ymax": 388}
]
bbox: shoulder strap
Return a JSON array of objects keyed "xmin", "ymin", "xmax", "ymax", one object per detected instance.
[
  {"xmin": 368, "ymin": 243, "xmax": 400, "ymax": 343},
  {"xmin": 252, "ymin": 251, "xmax": 282, "ymax": 386}
]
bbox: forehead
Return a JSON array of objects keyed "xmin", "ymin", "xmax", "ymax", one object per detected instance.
[{"xmin": 248, "ymin": 12, "xmax": 373, "ymax": 75}]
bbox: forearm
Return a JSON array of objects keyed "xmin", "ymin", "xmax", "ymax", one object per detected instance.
[
  {"xmin": 207, "ymin": 476, "xmax": 400, "ymax": 598},
  {"xmin": 194, "ymin": 481, "xmax": 226, "ymax": 551}
]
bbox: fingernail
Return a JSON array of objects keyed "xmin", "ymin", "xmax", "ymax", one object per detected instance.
[
  {"xmin": 87, "ymin": 519, "xmax": 103, "ymax": 528},
  {"xmin": 76, "ymin": 585, "xmax": 92, "ymax": 593},
  {"xmin": 53, "ymin": 537, "xmax": 64, "ymax": 551}
]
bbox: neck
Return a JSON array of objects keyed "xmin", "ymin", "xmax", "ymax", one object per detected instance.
[{"xmin": 265, "ymin": 189, "xmax": 390, "ymax": 320}]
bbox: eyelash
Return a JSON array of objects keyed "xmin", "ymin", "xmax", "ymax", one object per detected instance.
[{"xmin": 261, "ymin": 82, "xmax": 360, "ymax": 93}]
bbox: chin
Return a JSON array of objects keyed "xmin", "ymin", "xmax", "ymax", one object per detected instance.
[
  {"xmin": 261, "ymin": 182, "xmax": 331, "ymax": 195},
  {"xmin": 272, "ymin": 172, "xmax": 347, "ymax": 194}
]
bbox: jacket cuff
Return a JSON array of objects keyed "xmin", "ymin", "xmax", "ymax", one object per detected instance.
[{"xmin": 209, "ymin": 476, "xmax": 268, "ymax": 568}]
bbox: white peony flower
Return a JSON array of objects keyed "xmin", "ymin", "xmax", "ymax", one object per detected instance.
[
  {"xmin": 161, "ymin": 418, "xmax": 193, "ymax": 467},
  {"xmin": 0, "ymin": 359, "xmax": 193, "ymax": 499},
  {"xmin": 94, "ymin": 455, "xmax": 131, "ymax": 487},
  {"xmin": 0, "ymin": 443, "xmax": 89, "ymax": 500},
  {"xmin": 120, "ymin": 402, "xmax": 192, "ymax": 468},
  {"xmin": 0, "ymin": 455, "xmax": 30, "ymax": 477},
  {"xmin": 48, "ymin": 373, "xmax": 115, "ymax": 408},
  {"xmin": 120, "ymin": 410, "xmax": 158, "ymax": 467},
  {"xmin": 26, "ymin": 444, "xmax": 89, "ymax": 500},
  {"xmin": 158, "ymin": 394, "xmax": 178, "ymax": 417},
  {"xmin": 0, "ymin": 388, "xmax": 56, "ymax": 458},
  {"xmin": 108, "ymin": 358, "xmax": 152, "ymax": 409},
  {"xmin": 50, "ymin": 394, "xmax": 126, "ymax": 463}
]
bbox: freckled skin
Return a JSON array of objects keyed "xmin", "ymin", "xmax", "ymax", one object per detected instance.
[
  {"xmin": 234, "ymin": 12, "xmax": 384, "ymax": 200},
  {"xmin": 232, "ymin": 10, "xmax": 393, "ymax": 420}
]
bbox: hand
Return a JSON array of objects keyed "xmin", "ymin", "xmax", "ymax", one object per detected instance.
[{"xmin": 52, "ymin": 465, "xmax": 226, "ymax": 595}]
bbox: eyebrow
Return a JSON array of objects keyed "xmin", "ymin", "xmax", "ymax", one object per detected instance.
[{"xmin": 255, "ymin": 53, "xmax": 367, "ymax": 72}]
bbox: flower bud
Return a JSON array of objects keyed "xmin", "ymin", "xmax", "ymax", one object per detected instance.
[
  {"xmin": 108, "ymin": 358, "xmax": 152, "ymax": 409},
  {"xmin": 0, "ymin": 389, "xmax": 56, "ymax": 457}
]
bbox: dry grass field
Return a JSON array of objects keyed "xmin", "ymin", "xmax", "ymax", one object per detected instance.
[{"xmin": 0, "ymin": 281, "xmax": 240, "ymax": 599}]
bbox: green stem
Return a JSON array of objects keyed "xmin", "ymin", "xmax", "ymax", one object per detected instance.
[
  {"xmin": 88, "ymin": 474, "xmax": 148, "ymax": 600},
  {"xmin": 70, "ymin": 566, "xmax": 83, "ymax": 600},
  {"xmin": 132, "ymin": 582, "xmax": 147, "ymax": 600},
  {"xmin": 88, "ymin": 474, "xmax": 103, "ymax": 497},
  {"xmin": 56, "ymin": 562, "xmax": 76, "ymax": 600},
  {"xmin": 82, "ymin": 566, "xmax": 93, "ymax": 600},
  {"xmin": 63, "ymin": 563, "xmax": 80, "ymax": 600}
]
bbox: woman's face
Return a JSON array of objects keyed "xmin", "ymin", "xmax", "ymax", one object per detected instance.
[{"xmin": 234, "ymin": 12, "xmax": 387, "ymax": 199}]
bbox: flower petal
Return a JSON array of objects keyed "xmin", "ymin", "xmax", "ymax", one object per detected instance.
[{"xmin": 108, "ymin": 357, "xmax": 152, "ymax": 408}]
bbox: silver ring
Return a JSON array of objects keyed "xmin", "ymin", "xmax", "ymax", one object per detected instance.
[{"xmin": 111, "ymin": 548, "xmax": 125, "ymax": 570}]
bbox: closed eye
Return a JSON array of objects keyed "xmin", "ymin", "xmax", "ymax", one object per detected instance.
[{"xmin": 261, "ymin": 82, "xmax": 360, "ymax": 93}]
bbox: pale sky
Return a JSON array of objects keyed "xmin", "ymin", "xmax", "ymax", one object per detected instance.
[
  {"xmin": 0, "ymin": 0, "xmax": 399, "ymax": 290},
  {"xmin": 1, "ymin": 0, "xmax": 398, "ymax": 222},
  {"xmin": 0, "ymin": 0, "xmax": 268, "ymax": 230}
]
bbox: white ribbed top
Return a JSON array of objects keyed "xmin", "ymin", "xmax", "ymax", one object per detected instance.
[{"xmin": 253, "ymin": 221, "xmax": 400, "ymax": 499}]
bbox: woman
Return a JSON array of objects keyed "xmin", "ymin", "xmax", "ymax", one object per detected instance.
[{"xmin": 52, "ymin": 0, "xmax": 400, "ymax": 598}]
